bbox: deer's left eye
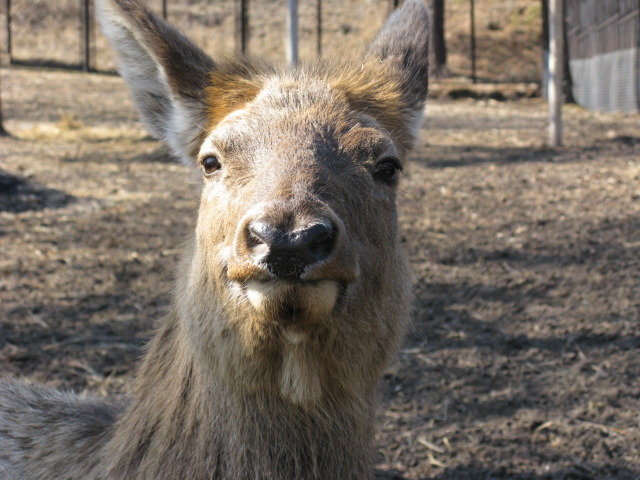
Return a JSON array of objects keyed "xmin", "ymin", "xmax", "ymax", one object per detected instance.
[
  {"xmin": 373, "ymin": 157, "xmax": 402, "ymax": 185},
  {"xmin": 201, "ymin": 155, "xmax": 221, "ymax": 176}
]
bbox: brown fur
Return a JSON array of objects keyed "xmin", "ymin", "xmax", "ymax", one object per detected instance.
[
  {"xmin": 205, "ymin": 58, "xmax": 272, "ymax": 130},
  {"xmin": 330, "ymin": 61, "xmax": 415, "ymax": 154},
  {"xmin": 0, "ymin": 1, "xmax": 430, "ymax": 479}
]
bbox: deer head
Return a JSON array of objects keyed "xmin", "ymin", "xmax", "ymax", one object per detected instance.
[{"xmin": 96, "ymin": 0, "xmax": 429, "ymax": 407}]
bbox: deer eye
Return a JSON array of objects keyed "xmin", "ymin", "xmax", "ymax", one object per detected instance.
[
  {"xmin": 201, "ymin": 155, "xmax": 221, "ymax": 176},
  {"xmin": 373, "ymin": 157, "xmax": 402, "ymax": 185}
]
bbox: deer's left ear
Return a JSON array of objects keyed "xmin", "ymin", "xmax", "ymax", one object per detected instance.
[
  {"xmin": 96, "ymin": 0, "xmax": 215, "ymax": 164},
  {"xmin": 367, "ymin": 0, "xmax": 430, "ymax": 125}
]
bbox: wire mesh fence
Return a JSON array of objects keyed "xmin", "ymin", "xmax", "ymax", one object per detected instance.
[
  {"xmin": 1, "ymin": 0, "xmax": 547, "ymax": 84},
  {"xmin": 0, "ymin": 0, "xmax": 395, "ymax": 72}
]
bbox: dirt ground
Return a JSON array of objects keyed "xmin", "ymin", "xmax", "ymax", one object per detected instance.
[{"xmin": 1, "ymin": 66, "xmax": 639, "ymax": 479}]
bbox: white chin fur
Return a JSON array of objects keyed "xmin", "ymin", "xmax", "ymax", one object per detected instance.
[
  {"xmin": 244, "ymin": 279, "xmax": 339, "ymax": 406},
  {"xmin": 245, "ymin": 279, "xmax": 339, "ymax": 320}
]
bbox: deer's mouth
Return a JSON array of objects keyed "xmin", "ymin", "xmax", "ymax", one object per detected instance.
[
  {"xmin": 226, "ymin": 254, "xmax": 357, "ymax": 325},
  {"xmin": 243, "ymin": 278, "xmax": 341, "ymax": 324}
]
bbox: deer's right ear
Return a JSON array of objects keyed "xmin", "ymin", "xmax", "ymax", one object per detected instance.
[
  {"xmin": 367, "ymin": 0, "xmax": 430, "ymax": 127},
  {"xmin": 96, "ymin": 0, "xmax": 215, "ymax": 164}
]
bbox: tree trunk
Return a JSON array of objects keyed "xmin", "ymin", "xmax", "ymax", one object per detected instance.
[
  {"xmin": 430, "ymin": 0, "xmax": 447, "ymax": 77},
  {"xmin": 561, "ymin": 0, "xmax": 574, "ymax": 103},
  {"xmin": 0, "ymin": 71, "xmax": 8, "ymax": 137},
  {"xmin": 541, "ymin": 0, "xmax": 549, "ymax": 97}
]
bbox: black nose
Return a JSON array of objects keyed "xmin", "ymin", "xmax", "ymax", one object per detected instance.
[{"xmin": 247, "ymin": 220, "xmax": 335, "ymax": 278}]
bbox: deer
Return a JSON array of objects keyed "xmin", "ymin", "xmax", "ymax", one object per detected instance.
[{"xmin": 0, "ymin": 0, "xmax": 429, "ymax": 478}]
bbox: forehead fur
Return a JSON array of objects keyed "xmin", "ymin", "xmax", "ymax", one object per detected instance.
[
  {"xmin": 204, "ymin": 57, "xmax": 272, "ymax": 132},
  {"xmin": 204, "ymin": 58, "xmax": 415, "ymax": 154}
]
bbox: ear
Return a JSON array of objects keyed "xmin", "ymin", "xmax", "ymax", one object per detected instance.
[
  {"xmin": 367, "ymin": 0, "xmax": 430, "ymax": 131},
  {"xmin": 95, "ymin": 0, "xmax": 215, "ymax": 163}
]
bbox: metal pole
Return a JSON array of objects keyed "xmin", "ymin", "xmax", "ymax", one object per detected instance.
[
  {"xmin": 162, "ymin": 0, "xmax": 167, "ymax": 20},
  {"xmin": 81, "ymin": 0, "xmax": 91, "ymax": 71},
  {"xmin": 5, "ymin": 0, "xmax": 12, "ymax": 63},
  {"xmin": 548, "ymin": 0, "xmax": 563, "ymax": 146},
  {"xmin": 286, "ymin": 0, "xmax": 298, "ymax": 66},
  {"xmin": 470, "ymin": 0, "xmax": 476, "ymax": 83},
  {"xmin": 316, "ymin": 0, "xmax": 322, "ymax": 57}
]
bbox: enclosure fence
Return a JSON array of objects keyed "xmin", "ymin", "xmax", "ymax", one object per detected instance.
[
  {"xmin": 1, "ymin": 0, "xmax": 544, "ymax": 85},
  {"xmin": 0, "ymin": 0, "xmax": 399, "ymax": 72},
  {"xmin": 3, "ymin": 0, "xmax": 639, "ymax": 113},
  {"xmin": 566, "ymin": 0, "xmax": 639, "ymax": 112}
]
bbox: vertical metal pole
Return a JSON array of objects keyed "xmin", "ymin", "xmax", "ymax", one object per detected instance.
[
  {"xmin": 286, "ymin": 0, "xmax": 298, "ymax": 66},
  {"xmin": 5, "ymin": 0, "xmax": 12, "ymax": 63},
  {"xmin": 236, "ymin": 0, "xmax": 248, "ymax": 54},
  {"xmin": 162, "ymin": 0, "xmax": 167, "ymax": 20},
  {"xmin": 548, "ymin": 0, "xmax": 563, "ymax": 146},
  {"xmin": 316, "ymin": 0, "xmax": 322, "ymax": 57},
  {"xmin": 81, "ymin": 0, "xmax": 90, "ymax": 71},
  {"xmin": 470, "ymin": 0, "xmax": 476, "ymax": 83}
]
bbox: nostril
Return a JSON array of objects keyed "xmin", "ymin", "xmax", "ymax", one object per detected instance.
[
  {"xmin": 301, "ymin": 223, "xmax": 335, "ymax": 259},
  {"xmin": 247, "ymin": 221, "xmax": 282, "ymax": 249},
  {"xmin": 244, "ymin": 219, "xmax": 337, "ymax": 278}
]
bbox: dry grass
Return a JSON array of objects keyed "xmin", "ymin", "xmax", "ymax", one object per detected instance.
[{"xmin": 19, "ymin": 112, "xmax": 146, "ymax": 142}]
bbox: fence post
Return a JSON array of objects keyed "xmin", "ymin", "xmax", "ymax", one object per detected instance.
[
  {"xmin": 0, "ymin": 71, "xmax": 7, "ymax": 136},
  {"xmin": 470, "ymin": 0, "xmax": 476, "ymax": 83},
  {"xmin": 5, "ymin": 0, "xmax": 11, "ymax": 63},
  {"xmin": 81, "ymin": 0, "xmax": 91, "ymax": 71},
  {"xmin": 236, "ymin": 0, "xmax": 248, "ymax": 54},
  {"xmin": 286, "ymin": 0, "xmax": 298, "ymax": 66},
  {"xmin": 541, "ymin": 0, "xmax": 549, "ymax": 98},
  {"xmin": 316, "ymin": 0, "xmax": 322, "ymax": 57},
  {"xmin": 548, "ymin": 0, "xmax": 563, "ymax": 146}
]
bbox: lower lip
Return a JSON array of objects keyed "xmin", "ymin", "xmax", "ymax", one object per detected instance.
[{"xmin": 244, "ymin": 279, "xmax": 339, "ymax": 319}]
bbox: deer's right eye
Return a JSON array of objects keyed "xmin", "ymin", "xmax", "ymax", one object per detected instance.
[
  {"xmin": 373, "ymin": 157, "xmax": 402, "ymax": 185},
  {"xmin": 201, "ymin": 155, "xmax": 221, "ymax": 176}
]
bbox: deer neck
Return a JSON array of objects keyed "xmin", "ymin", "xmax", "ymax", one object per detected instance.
[{"xmin": 105, "ymin": 310, "xmax": 374, "ymax": 480}]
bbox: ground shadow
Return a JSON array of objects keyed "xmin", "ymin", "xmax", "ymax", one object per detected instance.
[
  {"xmin": 427, "ymin": 464, "xmax": 640, "ymax": 480},
  {"xmin": 0, "ymin": 169, "xmax": 75, "ymax": 213},
  {"xmin": 413, "ymin": 136, "xmax": 638, "ymax": 169}
]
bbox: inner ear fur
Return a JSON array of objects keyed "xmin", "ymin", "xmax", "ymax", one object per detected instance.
[{"xmin": 106, "ymin": 0, "xmax": 214, "ymax": 101}]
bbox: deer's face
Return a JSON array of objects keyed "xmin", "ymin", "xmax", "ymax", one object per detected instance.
[
  {"xmin": 97, "ymin": 0, "xmax": 428, "ymax": 400},
  {"xmin": 194, "ymin": 78, "xmax": 404, "ymax": 340}
]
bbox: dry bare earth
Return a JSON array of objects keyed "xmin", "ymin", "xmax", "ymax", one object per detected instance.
[{"xmin": 1, "ymin": 67, "xmax": 639, "ymax": 479}]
